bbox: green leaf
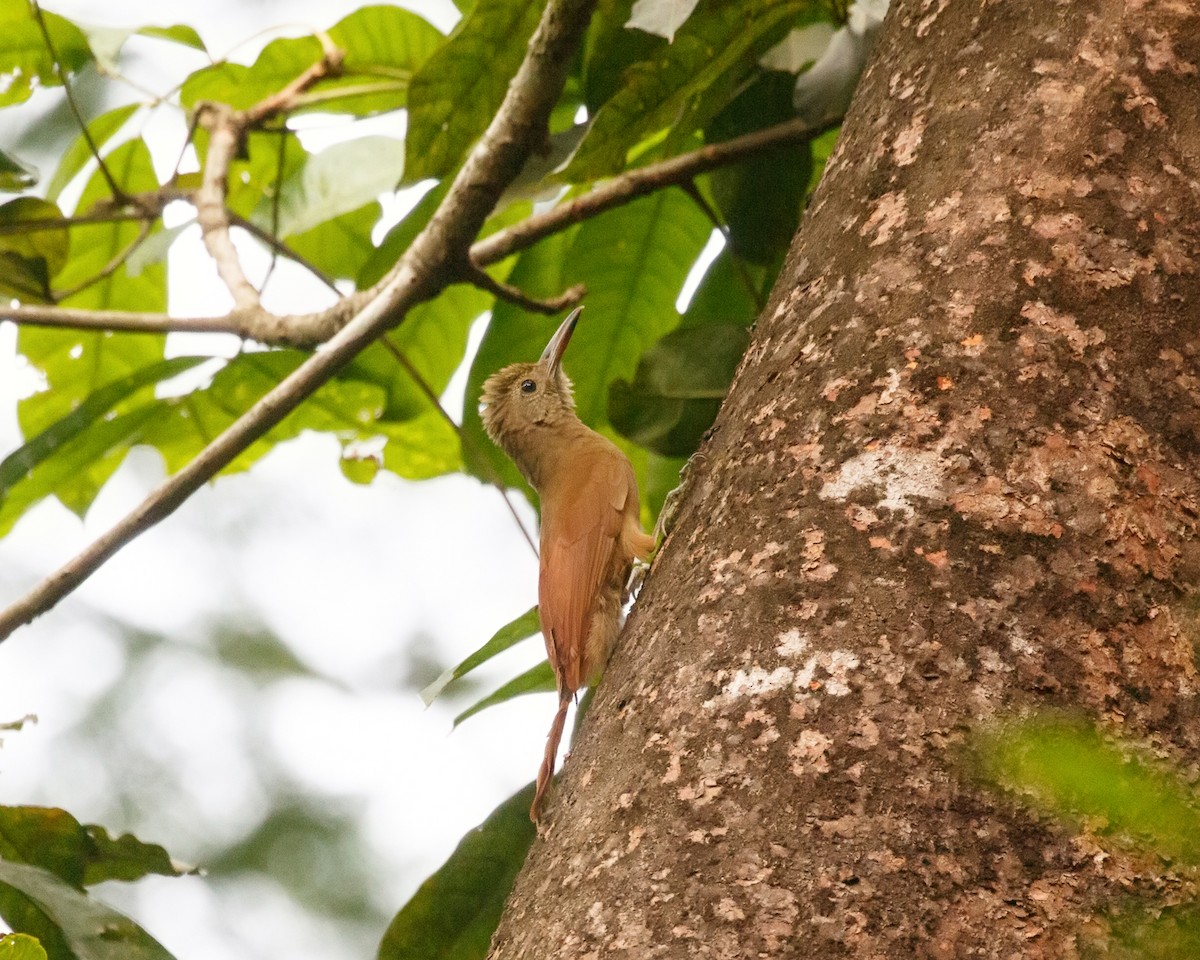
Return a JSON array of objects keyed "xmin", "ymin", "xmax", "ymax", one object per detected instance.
[
  {"xmin": 421, "ymin": 606, "xmax": 540, "ymax": 705},
  {"xmin": 346, "ymin": 284, "xmax": 490, "ymax": 422},
  {"xmin": 404, "ymin": 0, "xmax": 543, "ymax": 181},
  {"xmin": 0, "ymin": 199, "xmax": 69, "ymax": 303},
  {"xmin": 681, "ymin": 245, "xmax": 764, "ymax": 328},
  {"xmin": 53, "ymin": 137, "xmax": 165, "ymax": 311},
  {"xmin": 137, "ymin": 25, "xmax": 205, "ymax": 52},
  {"xmin": 46, "ymin": 103, "xmax": 140, "ymax": 202},
  {"xmin": 1095, "ymin": 904, "xmax": 1200, "ymax": 960},
  {"xmin": 974, "ymin": 715, "xmax": 1200, "ymax": 866},
  {"xmin": 609, "ymin": 324, "xmax": 748, "ymax": 457},
  {"xmin": 580, "ymin": 0, "xmax": 659, "ymax": 112},
  {"xmin": 705, "ymin": 70, "xmax": 811, "ymax": 265},
  {"xmin": 0, "ymin": 860, "xmax": 175, "ymax": 960},
  {"xmin": 551, "ymin": 188, "xmax": 712, "ymax": 425},
  {"xmin": 374, "ymin": 408, "xmax": 462, "ymax": 480},
  {"xmin": 377, "ymin": 783, "xmax": 535, "ymax": 960},
  {"xmin": 0, "ymin": 148, "xmax": 37, "ymax": 191},
  {"xmin": 567, "ymin": 0, "xmax": 807, "ymax": 179},
  {"xmin": 251, "ymin": 136, "xmax": 403, "ymax": 239},
  {"xmin": 0, "ymin": 933, "xmax": 48, "ymax": 960},
  {"xmin": 182, "ymin": 6, "xmax": 443, "ymax": 116},
  {"xmin": 0, "ymin": 806, "xmax": 191, "ymax": 891},
  {"xmin": 454, "ymin": 661, "xmax": 556, "ymax": 727},
  {"xmin": 139, "ymin": 352, "xmax": 385, "ymax": 477},
  {"xmin": 0, "ymin": 357, "xmax": 206, "ymax": 535},
  {"xmin": 13, "ymin": 137, "xmax": 166, "ymax": 521},
  {"xmin": 282, "ymin": 203, "xmax": 380, "ymax": 283},
  {"xmin": 0, "ymin": 5, "xmax": 92, "ymax": 108}
]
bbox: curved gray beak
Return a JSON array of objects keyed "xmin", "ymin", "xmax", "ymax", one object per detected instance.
[{"xmin": 540, "ymin": 306, "xmax": 582, "ymax": 377}]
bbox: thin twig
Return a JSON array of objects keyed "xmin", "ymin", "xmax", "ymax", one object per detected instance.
[
  {"xmin": 0, "ymin": 0, "xmax": 599, "ymax": 643},
  {"xmin": 462, "ymin": 263, "xmax": 586, "ymax": 316},
  {"xmin": 52, "ymin": 221, "xmax": 153, "ymax": 302},
  {"xmin": 377, "ymin": 336, "xmax": 539, "ymax": 558},
  {"xmin": 229, "ymin": 212, "xmax": 340, "ymax": 295},
  {"xmin": 30, "ymin": 1, "xmax": 125, "ymax": 201},
  {"xmin": 259, "ymin": 130, "xmax": 290, "ymax": 292}
]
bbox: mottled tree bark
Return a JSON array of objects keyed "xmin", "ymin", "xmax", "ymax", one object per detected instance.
[{"xmin": 490, "ymin": 0, "xmax": 1200, "ymax": 956}]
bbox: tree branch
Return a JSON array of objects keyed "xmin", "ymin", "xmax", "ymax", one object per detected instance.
[
  {"xmin": 192, "ymin": 48, "xmax": 345, "ymax": 312},
  {"xmin": 471, "ymin": 114, "xmax": 837, "ymax": 265},
  {"xmin": 462, "ymin": 262, "xmax": 586, "ymax": 315},
  {"xmin": 193, "ymin": 102, "xmax": 262, "ymax": 311},
  {"xmin": 2, "ymin": 116, "xmax": 836, "ymax": 349},
  {"xmin": 0, "ymin": 0, "xmax": 599, "ymax": 643}
]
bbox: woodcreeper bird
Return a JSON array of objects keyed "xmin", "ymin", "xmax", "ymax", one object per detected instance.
[{"xmin": 481, "ymin": 307, "xmax": 655, "ymax": 821}]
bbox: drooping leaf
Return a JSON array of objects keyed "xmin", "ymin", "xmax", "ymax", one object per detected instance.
[
  {"xmin": 421, "ymin": 606, "xmax": 540, "ymax": 706},
  {"xmin": 0, "ymin": 5, "xmax": 92, "ymax": 108},
  {"xmin": 0, "ymin": 806, "xmax": 191, "ymax": 890},
  {"xmin": 0, "ymin": 933, "xmax": 48, "ymax": 960},
  {"xmin": 181, "ymin": 6, "xmax": 443, "ymax": 116},
  {"xmin": 0, "ymin": 148, "xmax": 37, "ymax": 191},
  {"xmin": 403, "ymin": 0, "xmax": 543, "ymax": 182},
  {"xmin": 14, "ymin": 137, "xmax": 165, "ymax": 519},
  {"xmin": 0, "ymin": 357, "xmax": 206, "ymax": 535},
  {"xmin": 609, "ymin": 324, "xmax": 748, "ymax": 457},
  {"xmin": 0, "ymin": 860, "xmax": 175, "ymax": 960},
  {"xmin": 568, "ymin": 0, "xmax": 807, "ymax": 179},
  {"xmin": 453, "ymin": 661, "xmax": 556, "ymax": 727},
  {"xmin": 377, "ymin": 783, "xmax": 536, "ymax": 960},
  {"xmin": 625, "ymin": 0, "xmax": 702, "ymax": 41},
  {"xmin": 45, "ymin": 103, "xmax": 140, "ymax": 202},
  {"xmin": 705, "ymin": 70, "xmax": 812, "ymax": 265},
  {"xmin": 0, "ymin": 198, "xmax": 69, "ymax": 303}
]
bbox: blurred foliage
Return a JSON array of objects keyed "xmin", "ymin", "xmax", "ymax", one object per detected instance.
[{"xmin": 975, "ymin": 714, "xmax": 1200, "ymax": 959}]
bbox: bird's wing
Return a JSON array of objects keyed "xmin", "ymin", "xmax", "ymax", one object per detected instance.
[{"xmin": 538, "ymin": 452, "xmax": 632, "ymax": 693}]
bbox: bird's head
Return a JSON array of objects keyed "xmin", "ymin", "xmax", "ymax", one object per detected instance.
[{"xmin": 481, "ymin": 307, "xmax": 581, "ymax": 453}]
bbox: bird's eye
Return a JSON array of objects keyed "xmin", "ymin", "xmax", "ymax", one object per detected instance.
[{"xmin": 520, "ymin": 379, "xmax": 537, "ymax": 394}]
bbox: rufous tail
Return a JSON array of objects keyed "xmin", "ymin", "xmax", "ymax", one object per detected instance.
[{"xmin": 531, "ymin": 692, "xmax": 571, "ymax": 822}]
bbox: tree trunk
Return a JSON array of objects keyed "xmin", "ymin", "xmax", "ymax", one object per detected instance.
[{"xmin": 490, "ymin": 0, "xmax": 1200, "ymax": 956}]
